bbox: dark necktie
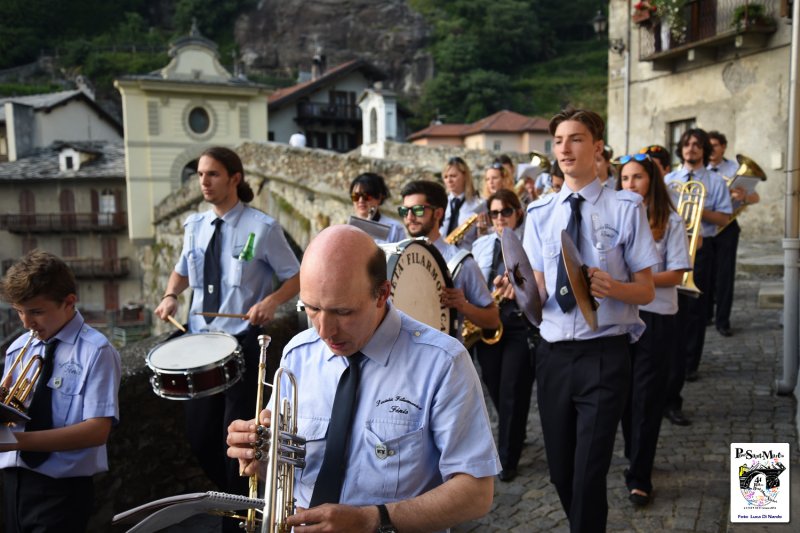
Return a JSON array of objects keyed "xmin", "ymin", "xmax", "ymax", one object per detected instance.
[
  {"xmin": 202, "ymin": 218, "xmax": 223, "ymax": 323},
  {"xmin": 21, "ymin": 339, "xmax": 59, "ymax": 467},
  {"xmin": 555, "ymin": 194, "xmax": 584, "ymax": 312},
  {"xmin": 686, "ymin": 170, "xmax": 695, "ymax": 182},
  {"xmin": 488, "ymin": 238, "xmax": 503, "ymax": 290},
  {"xmin": 309, "ymin": 353, "xmax": 364, "ymax": 507},
  {"xmin": 446, "ymin": 197, "xmax": 463, "ymax": 236}
]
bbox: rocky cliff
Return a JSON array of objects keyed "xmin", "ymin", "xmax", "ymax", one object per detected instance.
[{"xmin": 235, "ymin": 0, "xmax": 433, "ymax": 95}]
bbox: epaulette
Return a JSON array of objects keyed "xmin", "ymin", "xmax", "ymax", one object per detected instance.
[
  {"xmin": 615, "ymin": 189, "xmax": 645, "ymax": 205},
  {"xmin": 527, "ymin": 193, "xmax": 556, "ymax": 212},
  {"xmin": 183, "ymin": 212, "xmax": 204, "ymax": 227},
  {"xmin": 282, "ymin": 326, "xmax": 320, "ymax": 356}
]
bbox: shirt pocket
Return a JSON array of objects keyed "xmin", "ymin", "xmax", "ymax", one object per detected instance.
[
  {"xmin": 48, "ymin": 367, "xmax": 86, "ymax": 428},
  {"xmin": 357, "ymin": 419, "xmax": 424, "ymax": 500},
  {"xmin": 296, "ymin": 417, "xmax": 329, "ymax": 492},
  {"xmin": 187, "ymin": 250, "xmax": 204, "ymax": 289},
  {"xmin": 542, "ymin": 241, "xmax": 560, "ymax": 267},
  {"xmin": 227, "ymin": 255, "xmax": 245, "ymax": 288}
]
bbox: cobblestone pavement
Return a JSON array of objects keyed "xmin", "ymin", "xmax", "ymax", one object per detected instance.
[{"xmin": 456, "ymin": 280, "xmax": 797, "ymax": 533}]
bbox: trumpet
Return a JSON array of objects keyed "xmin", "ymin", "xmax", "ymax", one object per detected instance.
[
  {"xmin": 675, "ymin": 180, "xmax": 707, "ymax": 298},
  {"xmin": 462, "ymin": 288, "xmax": 504, "ymax": 350},
  {"xmin": 0, "ymin": 330, "xmax": 41, "ymax": 415},
  {"xmin": 445, "ymin": 213, "xmax": 479, "ymax": 245}
]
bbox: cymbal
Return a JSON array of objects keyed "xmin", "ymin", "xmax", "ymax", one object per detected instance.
[
  {"xmin": 560, "ymin": 230, "xmax": 599, "ymax": 331},
  {"xmin": 501, "ymin": 229, "xmax": 542, "ymax": 326},
  {"xmin": 0, "ymin": 401, "xmax": 30, "ymax": 424}
]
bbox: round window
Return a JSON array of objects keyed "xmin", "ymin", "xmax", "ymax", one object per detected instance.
[{"xmin": 188, "ymin": 107, "xmax": 210, "ymax": 134}]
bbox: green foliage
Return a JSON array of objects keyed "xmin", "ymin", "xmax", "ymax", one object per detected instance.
[
  {"xmin": 409, "ymin": 0, "xmax": 609, "ymax": 129},
  {"xmin": 0, "ymin": 83, "xmax": 63, "ymax": 97}
]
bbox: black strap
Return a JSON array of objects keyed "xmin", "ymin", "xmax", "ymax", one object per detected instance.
[
  {"xmin": 202, "ymin": 218, "xmax": 223, "ymax": 323},
  {"xmin": 487, "ymin": 238, "xmax": 503, "ymax": 290},
  {"xmin": 309, "ymin": 353, "xmax": 364, "ymax": 507},
  {"xmin": 555, "ymin": 194, "xmax": 584, "ymax": 312},
  {"xmin": 20, "ymin": 339, "xmax": 60, "ymax": 467},
  {"xmin": 446, "ymin": 197, "xmax": 463, "ymax": 236}
]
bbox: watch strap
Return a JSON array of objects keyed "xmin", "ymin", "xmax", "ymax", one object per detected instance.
[{"xmin": 376, "ymin": 504, "xmax": 396, "ymax": 532}]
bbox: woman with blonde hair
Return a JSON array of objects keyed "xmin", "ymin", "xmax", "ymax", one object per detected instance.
[{"xmin": 441, "ymin": 156, "xmax": 485, "ymax": 249}]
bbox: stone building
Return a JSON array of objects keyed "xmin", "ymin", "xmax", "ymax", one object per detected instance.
[
  {"xmin": 607, "ymin": 0, "xmax": 793, "ymax": 239},
  {"xmin": 0, "ymin": 141, "xmax": 143, "ymax": 341},
  {"xmin": 115, "ymin": 25, "xmax": 268, "ymax": 243}
]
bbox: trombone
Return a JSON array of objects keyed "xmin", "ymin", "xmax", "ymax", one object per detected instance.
[
  {"xmin": 0, "ymin": 330, "xmax": 42, "ymax": 417},
  {"xmin": 675, "ymin": 180, "xmax": 707, "ymax": 298}
]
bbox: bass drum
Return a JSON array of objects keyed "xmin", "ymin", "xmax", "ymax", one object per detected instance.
[{"xmin": 380, "ymin": 238, "xmax": 456, "ymax": 336}]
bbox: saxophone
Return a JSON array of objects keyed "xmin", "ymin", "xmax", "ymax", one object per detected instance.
[
  {"xmin": 445, "ymin": 214, "xmax": 479, "ymax": 245},
  {"xmin": 462, "ymin": 288, "xmax": 504, "ymax": 350}
]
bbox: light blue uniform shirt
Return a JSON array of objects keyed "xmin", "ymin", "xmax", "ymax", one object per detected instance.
[
  {"xmin": 640, "ymin": 211, "xmax": 692, "ymax": 315},
  {"xmin": 372, "ymin": 211, "xmax": 407, "ymax": 244},
  {"xmin": 175, "ymin": 202, "xmax": 300, "ymax": 335},
  {"xmin": 708, "ymin": 158, "xmax": 740, "ymax": 209},
  {"xmin": 433, "ymin": 237, "xmax": 494, "ymax": 340},
  {"xmin": 664, "ymin": 167, "xmax": 732, "ymax": 238},
  {"xmin": 471, "ymin": 226, "xmax": 524, "ymax": 285},
  {"xmin": 523, "ymin": 179, "xmax": 659, "ymax": 343},
  {"xmin": 442, "ymin": 193, "xmax": 486, "ymax": 250},
  {"xmin": 277, "ymin": 304, "xmax": 500, "ymax": 516},
  {"xmin": 0, "ymin": 311, "xmax": 121, "ymax": 477}
]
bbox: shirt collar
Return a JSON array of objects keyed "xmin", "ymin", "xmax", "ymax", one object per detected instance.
[
  {"xmin": 558, "ymin": 177, "xmax": 603, "ymax": 206},
  {"xmin": 448, "ymin": 192, "xmax": 465, "ymax": 202},
  {"xmin": 39, "ymin": 309, "xmax": 84, "ymax": 348},
  {"xmin": 323, "ymin": 302, "xmax": 400, "ymax": 367},
  {"xmin": 216, "ymin": 201, "xmax": 245, "ymax": 226}
]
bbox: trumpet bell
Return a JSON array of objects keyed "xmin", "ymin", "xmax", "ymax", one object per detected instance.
[{"xmin": 529, "ymin": 150, "xmax": 552, "ymax": 174}]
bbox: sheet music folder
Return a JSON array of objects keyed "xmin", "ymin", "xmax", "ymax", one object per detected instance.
[
  {"xmin": 347, "ymin": 215, "xmax": 391, "ymax": 241},
  {"xmin": 112, "ymin": 491, "xmax": 264, "ymax": 533}
]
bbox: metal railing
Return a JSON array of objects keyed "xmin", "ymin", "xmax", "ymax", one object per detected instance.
[
  {"xmin": 1, "ymin": 257, "xmax": 130, "ymax": 279},
  {"xmin": 0, "ymin": 212, "xmax": 128, "ymax": 233},
  {"xmin": 296, "ymin": 102, "xmax": 362, "ymax": 121},
  {"xmin": 639, "ymin": 0, "xmax": 777, "ymax": 58}
]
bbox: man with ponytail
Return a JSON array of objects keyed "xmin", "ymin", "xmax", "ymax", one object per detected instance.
[{"xmin": 154, "ymin": 146, "xmax": 300, "ymax": 530}]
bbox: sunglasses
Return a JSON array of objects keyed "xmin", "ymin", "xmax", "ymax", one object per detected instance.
[
  {"xmin": 488, "ymin": 207, "xmax": 515, "ymax": 219},
  {"xmin": 490, "ymin": 161, "xmax": 504, "ymax": 170},
  {"xmin": 638, "ymin": 145, "xmax": 666, "ymax": 154},
  {"xmin": 398, "ymin": 204, "xmax": 433, "ymax": 218},
  {"xmin": 351, "ymin": 192, "xmax": 374, "ymax": 202},
  {"xmin": 618, "ymin": 153, "xmax": 652, "ymax": 164},
  {"xmin": 448, "ymin": 156, "xmax": 466, "ymax": 165}
]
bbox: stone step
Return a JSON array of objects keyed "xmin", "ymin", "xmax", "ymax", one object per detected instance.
[{"xmin": 757, "ymin": 281, "xmax": 785, "ymax": 309}]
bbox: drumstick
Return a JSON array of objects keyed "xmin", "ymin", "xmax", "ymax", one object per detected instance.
[
  {"xmin": 166, "ymin": 315, "xmax": 186, "ymax": 333},
  {"xmin": 193, "ymin": 311, "xmax": 249, "ymax": 319}
]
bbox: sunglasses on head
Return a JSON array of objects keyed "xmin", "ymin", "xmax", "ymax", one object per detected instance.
[
  {"xmin": 488, "ymin": 207, "xmax": 515, "ymax": 219},
  {"xmin": 351, "ymin": 192, "xmax": 374, "ymax": 202},
  {"xmin": 398, "ymin": 204, "xmax": 432, "ymax": 218},
  {"xmin": 490, "ymin": 161, "xmax": 504, "ymax": 170},
  {"xmin": 618, "ymin": 153, "xmax": 652, "ymax": 165},
  {"xmin": 638, "ymin": 145, "xmax": 666, "ymax": 155},
  {"xmin": 448, "ymin": 156, "xmax": 466, "ymax": 165}
]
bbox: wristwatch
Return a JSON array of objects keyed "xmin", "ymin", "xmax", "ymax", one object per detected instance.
[{"xmin": 376, "ymin": 504, "xmax": 398, "ymax": 533}]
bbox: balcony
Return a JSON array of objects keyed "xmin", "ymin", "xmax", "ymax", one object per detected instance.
[
  {"xmin": 2, "ymin": 257, "xmax": 131, "ymax": 279},
  {"xmin": 0, "ymin": 212, "xmax": 128, "ymax": 233},
  {"xmin": 638, "ymin": 0, "xmax": 779, "ymax": 70},
  {"xmin": 295, "ymin": 102, "xmax": 362, "ymax": 124}
]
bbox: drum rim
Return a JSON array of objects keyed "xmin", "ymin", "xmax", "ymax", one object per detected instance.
[
  {"xmin": 385, "ymin": 238, "xmax": 456, "ymax": 336},
  {"xmin": 146, "ymin": 332, "xmax": 241, "ymax": 373},
  {"xmin": 149, "ymin": 370, "xmax": 243, "ymax": 400}
]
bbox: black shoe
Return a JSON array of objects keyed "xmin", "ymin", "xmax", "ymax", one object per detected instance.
[
  {"xmin": 685, "ymin": 370, "xmax": 699, "ymax": 382},
  {"xmin": 499, "ymin": 468, "xmax": 518, "ymax": 482},
  {"xmin": 664, "ymin": 409, "xmax": 691, "ymax": 426},
  {"xmin": 629, "ymin": 490, "xmax": 650, "ymax": 507},
  {"xmin": 717, "ymin": 326, "xmax": 733, "ymax": 337}
]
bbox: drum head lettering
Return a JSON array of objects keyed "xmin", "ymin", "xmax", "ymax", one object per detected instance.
[{"xmin": 386, "ymin": 241, "xmax": 455, "ymax": 335}]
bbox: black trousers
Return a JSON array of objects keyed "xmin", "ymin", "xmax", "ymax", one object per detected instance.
[
  {"xmin": 685, "ymin": 237, "xmax": 714, "ymax": 374},
  {"xmin": 536, "ymin": 335, "xmax": 630, "ymax": 533},
  {"xmin": 708, "ymin": 221, "xmax": 740, "ymax": 330},
  {"xmin": 3, "ymin": 468, "xmax": 93, "ymax": 532},
  {"xmin": 665, "ymin": 293, "xmax": 691, "ymax": 412},
  {"xmin": 622, "ymin": 311, "xmax": 674, "ymax": 494},
  {"xmin": 183, "ymin": 326, "xmax": 264, "ymax": 531},
  {"xmin": 475, "ymin": 314, "xmax": 536, "ymax": 472}
]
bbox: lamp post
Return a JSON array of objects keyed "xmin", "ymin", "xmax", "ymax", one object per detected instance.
[{"xmin": 592, "ymin": 9, "xmax": 608, "ymax": 37}]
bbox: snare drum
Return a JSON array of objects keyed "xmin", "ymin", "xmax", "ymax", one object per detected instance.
[
  {"xmin": 146, "ymin": 332, "xmax": 244, "ymax": 400},
  {"xmin": 381, "ymin": 238, "xmax": 456, "ymax": 336}
]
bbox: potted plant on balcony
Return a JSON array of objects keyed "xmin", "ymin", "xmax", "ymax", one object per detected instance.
[
  {"xmin": 632, "ymin": 1, "xmax": 658, "ymax": 27},
  {"xmin": 649, "ymin": 0, "xmax": 688, "ymax": 44},
  {"xmin": 731, "ymin": 3, "xmax": 773, "ymax": 31}
]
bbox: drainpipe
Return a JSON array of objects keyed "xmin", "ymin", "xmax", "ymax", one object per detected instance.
[
  {"xmin": 776, "ymin": 0, "xmax": 800, "ymax": 395},
  {"xmin": 623, "ymin": 6, "xmax": 632, "ymax": 154}
]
